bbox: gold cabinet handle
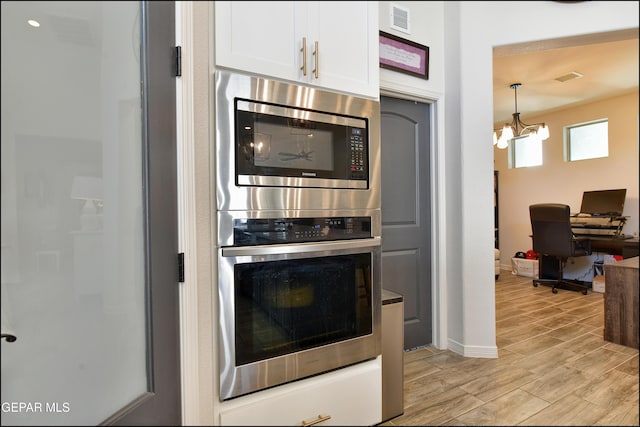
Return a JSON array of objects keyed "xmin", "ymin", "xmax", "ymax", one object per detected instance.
[
  {"xmin": 312, "ymin": 40, "xmax": 319, "ymax": 79},
  {"xmin": 300, "ymin": 37, "xmax": 307, "ymax": 76},
  {"xmin": 302, "ymin": 414, "xmax": 331, "ymax": 426}
]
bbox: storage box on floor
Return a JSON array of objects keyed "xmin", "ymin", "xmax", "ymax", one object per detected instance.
[
  {"xmin": 592, "ymin": 255, "xmax": 623, "ymax": 293},
  {"xmin": 511, "ymin": 258, "xmax": 539, "ymax": 278}
]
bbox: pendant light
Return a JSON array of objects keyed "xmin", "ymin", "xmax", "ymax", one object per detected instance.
[{"xmin": 494, "ymin": 83, "xmax": 549, "ymax": 149}]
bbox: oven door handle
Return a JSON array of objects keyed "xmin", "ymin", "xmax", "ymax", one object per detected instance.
[{"xmin": 221, "ymin": 237, "xmax": 380, "ymax": 257}]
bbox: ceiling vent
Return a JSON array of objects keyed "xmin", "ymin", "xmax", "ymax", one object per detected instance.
[
  {"xmin": 555, "ymin": 71, "xmax": 584, "ymax": 82},
  {"xmin": 389, "ymin": 3, "xmax": 410, "ymax": 34}
]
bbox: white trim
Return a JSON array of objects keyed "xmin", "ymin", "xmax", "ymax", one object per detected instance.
[
  {"xmin": 432, "ymin": 95, "xmax": 448, "ymax": 351},
  {"xmin": 447, "ymin": 338, "xmax": 498, "ymax": 358},
  {"xmin": 380, "ymin": 79, "xmax": 442, "ymax": 104},
  {"xmin": 380, "ymin": 79, "xmax": 448, "ymax": 351},
  {"xmin": 446, "ymin": 337, "xmax": 464, "ymax": 356},
  {"xmin": 176, "ymin": 1, "xmax": 200, "ymax": 425}
]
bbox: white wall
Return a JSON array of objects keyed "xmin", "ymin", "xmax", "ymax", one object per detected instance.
[
  {"xmin": 444, "ymin": 1, "xmax": 638, "ymax": 355},
  {"xmin": 378, "ymin": 2, "xmax": 445, "ymax": 96},
  {"xmin": 495, "ymin": 91, "xmax": 639, "ymax": 269}
]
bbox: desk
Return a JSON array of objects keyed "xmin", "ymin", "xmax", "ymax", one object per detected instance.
[
  {"xmin": 589, "ymin": 236, "xmax": 639, "ymax": 258},
  {"xmin": 603, "ymin": 256, "xmax": 639, "ymax": 349},
  {"xmin": 537, "ymin": 237, "xmax": 639, "ymax": 285}
]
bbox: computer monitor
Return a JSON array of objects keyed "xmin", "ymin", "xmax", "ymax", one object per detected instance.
[{"xmin": 579, "ymin": 189, "xmax": 627, "ymax": 216}]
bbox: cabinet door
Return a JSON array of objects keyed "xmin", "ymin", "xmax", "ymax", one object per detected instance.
[
  {"xmin": 218, "ymin": 359, "xmax": 382, "ymax": 426},
  {"xmin": 310, "ymin": 1, "xmax": 379, "ymax": 98},
  {"xmin": 214, "ymin": 1, "xmax": 379, "ymax": 99},
  {"xmin": 215, "ymin": 1, "xmax": 307, "ymax": 82}
]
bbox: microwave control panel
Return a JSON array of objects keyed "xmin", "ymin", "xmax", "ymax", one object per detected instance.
[
  {"xmin": 349, "ymin": 128, "xmax": 367, "ymax": 180},
  {"xmin": 233, "ymin": 216, "xmax": 372, "ymax": 246}
]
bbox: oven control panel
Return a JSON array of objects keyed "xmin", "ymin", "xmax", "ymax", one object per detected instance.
[{"xmin": 233, "ymin": 216, "xmax": 372, "ymax": 246}]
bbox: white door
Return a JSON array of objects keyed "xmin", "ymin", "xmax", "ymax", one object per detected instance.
[{"xmin": 1, "ymin": 2, "xmax": 180, "ymax": 425}]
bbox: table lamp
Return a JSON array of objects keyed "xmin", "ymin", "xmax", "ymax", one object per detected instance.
[{"xmin": 71, "ymin": 176, "xmax": 103, "ymax": 231}]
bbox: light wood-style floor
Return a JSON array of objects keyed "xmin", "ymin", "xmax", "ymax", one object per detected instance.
[{"xmin": 380, "ymin": 269, "xmax": 639, "ymax": 426}]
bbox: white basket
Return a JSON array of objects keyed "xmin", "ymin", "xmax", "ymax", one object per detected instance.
[{"xmin": 511, "ymin": 258, "xmax": 539, "ymax": 278}]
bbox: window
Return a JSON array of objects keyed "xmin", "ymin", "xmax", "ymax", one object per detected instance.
[
  {"xmin": 508, "ymin": 134, "xmax": 542, "ymax": 168},
  {"xmin": 565, "ymin": 119, "xmax": 608, "ymax": 161}
]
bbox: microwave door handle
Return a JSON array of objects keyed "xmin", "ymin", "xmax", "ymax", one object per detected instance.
[{"xmin": 221, "ymin": 237, "xmax": 380, "ymax": 258}]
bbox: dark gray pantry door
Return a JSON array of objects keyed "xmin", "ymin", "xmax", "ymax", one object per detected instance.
[
  {"xmin": 380, "ymin": 96, "xmax": 432, "ymax": 350},
  {"xmin": 0, "ymin": 2, "xmax": 180, "ymax": 425}
]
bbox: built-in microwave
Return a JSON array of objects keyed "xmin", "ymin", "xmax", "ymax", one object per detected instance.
[
  {"xmin": 215, "ymin": 70, "xmax": 381, "ymax": 211},
  {"xmin": 235, "ymin": 99, "xmax": 369, "ymax": 187}
]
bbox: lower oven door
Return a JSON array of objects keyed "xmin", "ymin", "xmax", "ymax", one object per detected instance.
[{"xmin": 218, "ymin": 238, "xmax": 381, "ymax": 401}]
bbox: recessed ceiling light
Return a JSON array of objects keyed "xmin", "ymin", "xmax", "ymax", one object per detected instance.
[
  {"xmin": 555, "ymin": 71, "xmax": 584, "ymax": 82},
  {"xmin": 27, "ymin": 19, "xmax": 40, "ymax": 28}
]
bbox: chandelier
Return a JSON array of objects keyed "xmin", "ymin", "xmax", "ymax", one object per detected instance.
[{"xmin": 493, "ymin": 83, "xmax": 549, "ymax": 149}]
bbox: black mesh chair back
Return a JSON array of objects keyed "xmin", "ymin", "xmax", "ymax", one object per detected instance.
[
  {"xmin": 530, "ymin": 203, "xmax": 589, "ymax": 258},
  {"xmin": 529, "ymin": 203, "xmax": 591, "ymax": 294}
]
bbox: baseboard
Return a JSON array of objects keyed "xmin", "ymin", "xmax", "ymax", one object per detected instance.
[{"xmin": 447, "ymin": 338, "xmax": 498, "ymax": 358}]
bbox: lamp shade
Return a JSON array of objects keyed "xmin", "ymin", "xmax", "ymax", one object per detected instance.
[
  {"xmin": 537, "ymin": 124, "xmax": 549, "ymax": 140},
  {"xmin": 501, "ymin": 125, "xmax": 514, "ymax": 141},
  {"xmin": 496, "ymin": 134, "xmax": 509, "ymax": 149},
  {"xmin": 70, "ymin": 176, "xmax": 103, "ymax": 201}
]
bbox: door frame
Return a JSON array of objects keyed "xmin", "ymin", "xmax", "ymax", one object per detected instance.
[
  {"xmin": 380, "ymin": 84, "xmax": 447, "ymax": 350},
  {"xmin": 174, "ymin": 1, "xmax": 215, "ymax": 424},
  {"xmin": 380, "ymin": 95, "xmax": 433, "ymax": 349},
  {"xmin": 106, "ymin": 2, "xmax": 181, "ymax": 424}
]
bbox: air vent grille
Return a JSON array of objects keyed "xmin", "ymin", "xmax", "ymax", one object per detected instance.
[
  {"xmin": 390, "ymin": 3, "xmax": 410, "ymax": 34},
  {"xmin": 555, "ymin": 71, "xmax": 584, "ymax": 82}
]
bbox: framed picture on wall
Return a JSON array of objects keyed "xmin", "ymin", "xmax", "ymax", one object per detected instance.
[{"xmin": 379, "ymin": 31, "xmax": 429, "ymax": 80}]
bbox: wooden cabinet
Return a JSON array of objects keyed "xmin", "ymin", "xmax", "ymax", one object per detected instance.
[
  {"xmin": 214, "ymin": 1, "xmax": 379, "ymax": 98},
  {"xmin": 603, "ymin": 256, "xmax": 639, "ymax": 349},
  {"xmin": 218, "ymin": 358, "xmax": 382, "ymax": 426}
]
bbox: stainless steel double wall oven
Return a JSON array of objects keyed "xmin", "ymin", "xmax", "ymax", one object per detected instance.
[{"xmin": 215, "ymin": 70, "xmax": 382, "ymax": 400}]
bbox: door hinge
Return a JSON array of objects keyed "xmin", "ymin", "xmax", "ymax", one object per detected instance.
[
  {"xmin": 178, "ymin": 252, "xmax": 185, "ymax": 283},
  {"xmin": 175, "ymin": 45, "xmax": 182, "ymax": 77}
]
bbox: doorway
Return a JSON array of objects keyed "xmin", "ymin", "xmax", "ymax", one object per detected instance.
[{"xmin": 380, "ymin": 96, "xmax": 432, "ymax": 350}]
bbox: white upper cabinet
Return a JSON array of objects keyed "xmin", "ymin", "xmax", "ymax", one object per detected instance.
[{"xmin": 215, "ymin": 1, "xmax": 379, "ymax": 99}]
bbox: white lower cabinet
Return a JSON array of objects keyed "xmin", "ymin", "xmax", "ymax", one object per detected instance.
[{"xmin": 218, "ymin": 357, "xmax": 382, "ymax": 426}]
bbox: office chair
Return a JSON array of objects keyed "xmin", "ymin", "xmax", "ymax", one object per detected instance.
[{"xmin": 529, "ymin": 203, "xmax": 592, "ymax": 294}]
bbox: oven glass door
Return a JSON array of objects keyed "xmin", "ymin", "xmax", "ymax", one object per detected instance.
[
  {"xmin": 235, "ymin": 99, "xmax": 368, "ymax": 187},
  {"xmin": 218, "ymin": 239, "xmax": 381, "ymax": 400},
  {"xmin": 235, "ymin": 253, "xmax": 372, "ymax": 365}
]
